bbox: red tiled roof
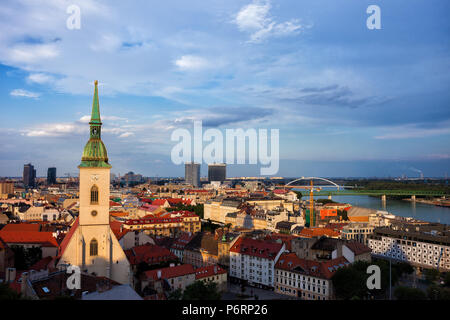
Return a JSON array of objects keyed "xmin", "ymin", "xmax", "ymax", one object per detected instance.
[
  {"xmin": 298, "ymin": 227, "xmax": 340, "ymax": 238},
  {"xmin": 229, "ymin": 237, "xmax": 284, "ymax": 260},
  {"xmin": 344, "ymin": 241, "xmax": 372, "ymax": 255},
  {"xmin": 125, "ymin": 216, "xmax": 183, "ymax": 225},
  {"xmin": 276, "ymin": 252, "xmax": 350, "ymax": 279},
  {"xmin": 0, "ymin": 231, "xmax": 58, "ymax": 247},
  {"xmin": 58, "ymin": 217, "xmax": 79, "ymax": 258},
  {"xmin": 195, "ymin": 265, "xmax": 227, "ymax": 280},
  {"xmin": 29, "ymin": 256, "xmax": 54, "ymax": 271},
  {"xmin": 125, "ymin": 243, "xmax": 177, "ymax": 265},
  {"xmin": 144, "ymin": 264, "xmax": 195, "ymax": 281},
  {"xmin": 1, "ymin": 223, "xmax": 41, "ymax": 232},
  {"xmin": 273, "ymin": 189, "xmax": 289, "ymax": 194},
  {"xmin": 152, "ymin": 199, "xmax": 168, "ymax": 206}
]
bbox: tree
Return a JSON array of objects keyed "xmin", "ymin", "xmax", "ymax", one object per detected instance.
[
  {"xmin": 427, "ymin": 285, "xmax": 450, "ymax": 300},
  {"xmin": 182, "ymin": 280, "xmax": 221, "ymax": 300},
  {"xmin": 167, "ymin": 288, "xmax": 182, "ymax": 300},
  {"xmin": 424, "ymin": 269, "xmax": 439, "ymax": 283},
  {"xmin": 443, "ymin": 273, "xmax": 450, "ymax": 287},
  {"xmin": 0, "ymin": 283, "xmax": 21, "ymax": 300},
  {"xmin": 394, "ymin": 286, "xmax": 426, "ymax": 300}
]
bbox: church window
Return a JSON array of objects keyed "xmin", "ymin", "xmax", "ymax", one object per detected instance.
[
  {"xmin": 90, "ymin": 185, "xmax": 99, "ymax": 204},
  {"xmin": 90, "ymin": 239, "xmax": 98, "ymax": 256}
]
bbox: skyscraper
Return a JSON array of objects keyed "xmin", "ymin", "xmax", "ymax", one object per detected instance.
[
  {"xmin": 47, "ymin": 167, "xmax": 57, "ymax": 185},
  {"xmin": 208, "ymin": 163, "xmax": 226, "ymax": 183},
  {"xmin": 23, "ymin": 163, "xmax": 36, "ymax": 188},
  {"xmin": 185, "ymin": 162, "xmax": 200, "ymax": 187}
]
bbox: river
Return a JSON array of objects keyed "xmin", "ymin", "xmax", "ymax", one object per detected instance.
[{"xmin": 313, "ymin": 195, "xmax": 450, "ymax": 225}]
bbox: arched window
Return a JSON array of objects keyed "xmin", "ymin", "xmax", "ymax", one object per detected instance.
[
  {"xmin": 90, "ymin": 239, "xmax": 98, "ymax": 256},
  {"xmin": 90, "ymin": 185, "xmax": 99, "ymax": 204}
]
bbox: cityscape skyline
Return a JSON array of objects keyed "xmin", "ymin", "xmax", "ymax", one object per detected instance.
[{"xmin": 0, "ymin": 0, "xmax": 449, "ymax": 178}]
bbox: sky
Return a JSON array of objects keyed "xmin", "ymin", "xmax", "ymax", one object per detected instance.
[{"xmin": 0, "ymin": 0, "xmax": 449, "ymax": 178}]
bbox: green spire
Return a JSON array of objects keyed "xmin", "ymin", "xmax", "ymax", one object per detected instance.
[
  {"xmin": 90, "ymin": 80, "xmax": 101, "ymax": 124},
  {"xmin": 79, "ymin": 80, "xmax": 111, "ymax": 169}
]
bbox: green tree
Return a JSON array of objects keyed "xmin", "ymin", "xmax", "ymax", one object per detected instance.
[
  {"xmin": 182, "ymin": 280, "xmax": 221, "ymax": 300},
  {"xmin": 394, "ymin": 286, "xmax": 426, "ymax": 300},
  {"xmin": 424, "ymin": 269, "xmax": 439, "ymax": 283},
  {"xmin": 167, "ymin": 288, "xmax": 183, "ymax": 300},
  {"xmin": 427, "ymin": 285, "xmax": 450, "ymax": 300},
  {"xmin": 0, "ymin": 283, "xmax": 21, "ymax": 300}
]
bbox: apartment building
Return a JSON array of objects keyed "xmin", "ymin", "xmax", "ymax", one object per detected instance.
[
  {"xmin": 275, "ymin": 252, "xmax": 350, "ymax": 300},
  {"xmin": 368, "ymin": 226, "xmax": 450, "ymax": 271},
  {"xmin": 229, "ymin": 237, "xmax": 285, "ymax": 289},
  {"xmin": 341, "ymin": 223, "xmax": 374, "ymax": 245}
]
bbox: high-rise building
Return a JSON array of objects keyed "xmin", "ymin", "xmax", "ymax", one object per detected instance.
[
  {"xmin": 47, "ymin": 167, "xmax": 57, "ymax": 185},
  {"xmin": 56, "ymin": 80, "xmax": 131, "ymax": 285},
  {"xmin": 0, "ymin": 180, "xmax": 14, "ymax": 195},
  {"xmin": 208, "ymin": 163, "xmax": 226, "ymax": 183},
  {"xmin": 23, "ymin": 163, "xmax": 36, "ymax": 188},
  {"xmin": 185, "ymin": 162, "xmax": 200, "ymax": 187}
]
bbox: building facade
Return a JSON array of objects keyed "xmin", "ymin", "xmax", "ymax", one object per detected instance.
[
  {"xmin": 47, "ymin": 167, "xmax": 57, "ymax": 185},
  {"xmin": 185, "ymin": 162, "xmax": 201, "ymax": 187},
  {"xmin": 23, "ymin": 163, "xmax": 36, "ymax": 188},
  {"xmin": 208, "ymin": 163, "xmax": 226, "ymax": 183}
]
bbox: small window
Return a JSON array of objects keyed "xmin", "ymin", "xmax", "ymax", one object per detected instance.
[
  {"xmin": 90, "ymin": 239, "xmax": 98, "ymax": 256},
  {"xmin": 90, "ymin": 185, "xmax": 99, "ymax": 204}
]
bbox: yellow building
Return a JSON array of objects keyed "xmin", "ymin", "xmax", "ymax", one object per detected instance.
[{"xmin": 57, "ymin": 81, "xmax": 131, "ymax": 285}]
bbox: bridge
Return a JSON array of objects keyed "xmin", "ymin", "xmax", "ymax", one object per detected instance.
[
  {"xmin": 294, "ymin": 189, "xmax": 447, "ymax": 197},
  {"xmin": 281, "ymin": 177, "xmax": 447, "ymax": 198}
]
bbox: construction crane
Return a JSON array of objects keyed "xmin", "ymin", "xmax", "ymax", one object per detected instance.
[{"xmin": 307, "ymin": 179, "xmax": 322, "ymax": 227}]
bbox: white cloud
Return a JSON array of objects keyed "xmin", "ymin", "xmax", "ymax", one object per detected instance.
[
  {"xmin": 23, "ymin": 123, "xmax": 83, "ymax": 137},
  {"xmin": 27, "ymin": 73, "xmax": 54, "ymax": 84},
  {"xmin": 118, "ymin": 132, "xmax": 134, "ymax": 138},
  {"xmin": 10, "ymin": 89, "xmax": 40, "ymax": 98},
  {"xmin": 174, "ymin": 55, "xmax": 211, "ymax": 70},
  {"xmin": 7, "ymin": 43, "xmax": 59, "ymax": 63},
  {"xmin": 234, "ymin": 0, "xmax": 303, "ymax": 43},
  {"xmin": 78, "ymin": 115, "xmax": 128, "ymax": 123}
]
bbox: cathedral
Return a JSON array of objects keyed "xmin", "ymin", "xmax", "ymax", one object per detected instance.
[{"xmin": 57, "ymin": 81, "xmax": 131, "ymax": 285}]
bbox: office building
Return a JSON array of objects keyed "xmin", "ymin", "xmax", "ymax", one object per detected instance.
[
  {"xmin": 47, "ymin": 167, "xmax": 57, "ymax": 185},
  {"xmin": 23, "ymin": 163, "xmax": 36, "ymax": 188},
  {"xmin": 208, "ymin": 163, "xmax": 226, "ymax": 183},
  {"xmin": 185, "ymin": 162, "xmax": 200, "ymax": 187}
]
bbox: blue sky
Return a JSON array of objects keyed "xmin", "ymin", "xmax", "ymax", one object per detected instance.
[{"xmin": 0, "ymin": 0, "xmax": 449, "ymax": 178}]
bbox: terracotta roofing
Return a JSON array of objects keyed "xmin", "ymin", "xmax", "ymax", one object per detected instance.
[
  {"xmin": 125, "ymin": 216, "xmax": 183, "ymax": 225},
  {"xmin": 152, "ymin": 199, "xmax": 168, "ymax": 206},
  {"xmin": 0, "ymin": 231, "xmax": 58, "ymax": 247},
  {"xmin": 276, "ymin": 252, "xmax": 350, "ymax": 279},
  {"xmin": 195, "ymin": 265, "xmax": 227, "ymax": 280},
  {"xmin": 273, "ymin": 189, "xmax": 289, "ymax": 194},
  {"xmin": 143, "ymin": 264, "xmax": 195, "ymax": 281},
  {"xmin": 1, "ymin": 223, "xmax": 41, "ymax": 232},
  {"xmin": 230, "ymin": 237, "xmax": 284, "ymax": 260},
  {"xmin": 171, "ymin": 232, "xmax": 195, "ymax": 250},
  {"xmin": 29, "ymin": 256, "xmax": 55, "ymax": 271},
  {"xmin": 124, "ymin": 243, "xmax": 177, "ymax": 265},
  {"xmin": 298, "ymin": 227, "xmax": 340, "ymax": 238},
  {"xmin": 344, "ymin": 241, "xmax": 372, "ymax": 255},
  {"xmin": 57, "ymin": 217, "xmax": 79, "ymax": 258}
]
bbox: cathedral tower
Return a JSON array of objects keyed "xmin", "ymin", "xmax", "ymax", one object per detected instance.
[{"xmin": 57, "ymin": 81, "xmax": 131, "ymax": 285}]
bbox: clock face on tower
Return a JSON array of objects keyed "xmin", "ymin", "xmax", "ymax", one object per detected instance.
[
  {"xmin": 90, "ymin": 174, "xmax": 99, "ymax": 182},
  {"xmin": 92, "ymin": 127, "xmax": 98, "ymax": 136}
]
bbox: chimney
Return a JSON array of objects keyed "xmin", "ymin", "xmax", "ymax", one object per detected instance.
[
  {"xmin": 6, "ymin": 268, "xmax": 16, "ymax": 283},
  {"xmin": 157, "ymin": 270, "xmax": 162, "ymax": 279},
  {"xmin": 20, "ymin": 272, "xmax": 29, "ymax": 296}
]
